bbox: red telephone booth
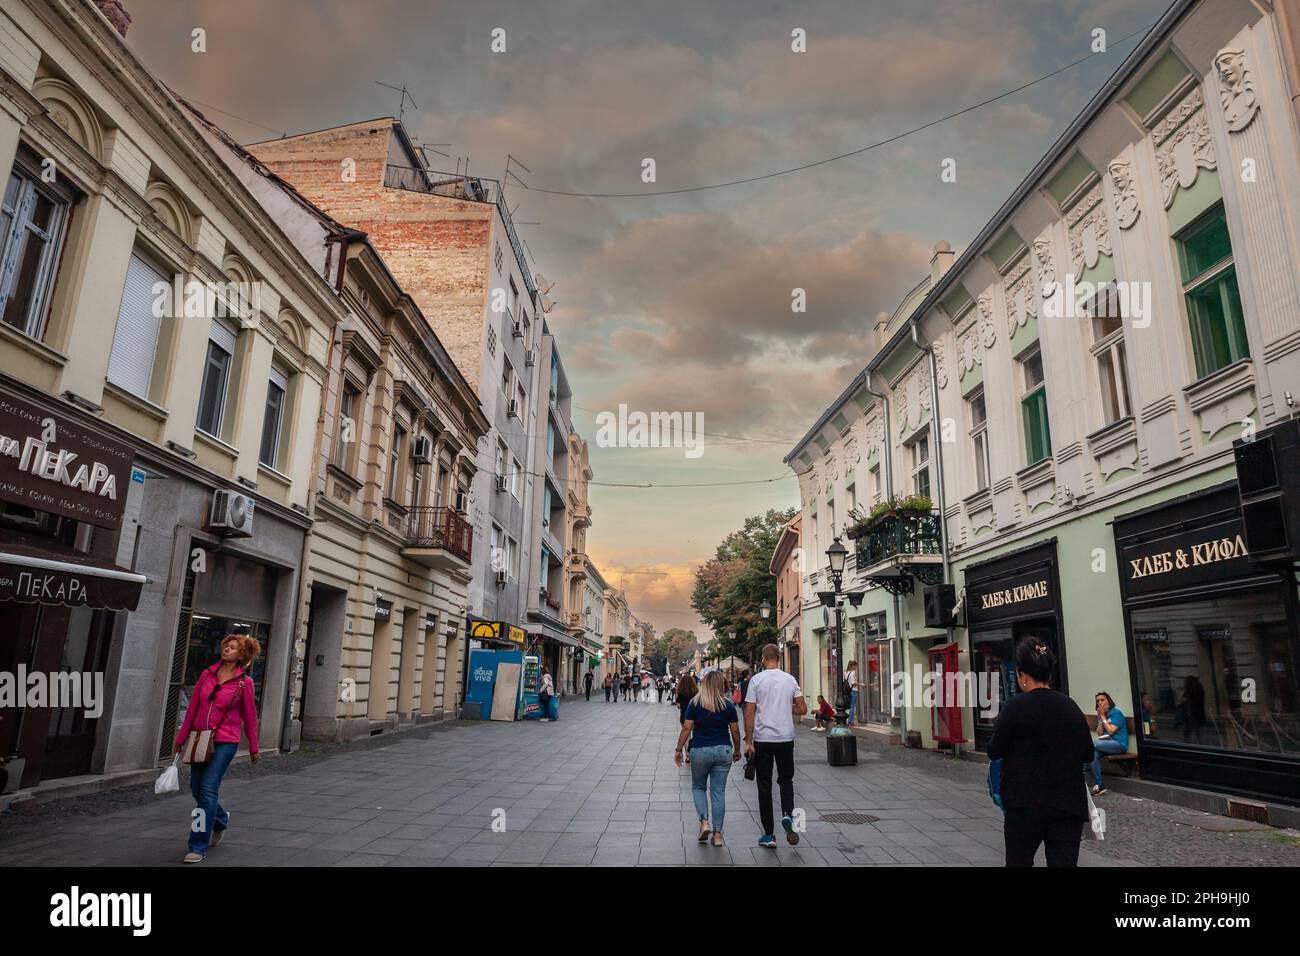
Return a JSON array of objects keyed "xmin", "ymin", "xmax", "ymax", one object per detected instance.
[{"xmin": 929, "ymin": 642, "xmax": 967, "ymax": 745}]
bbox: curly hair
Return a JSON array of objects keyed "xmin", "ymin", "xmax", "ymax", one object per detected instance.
[{"xmin": 221, "ymin": 633, "xmax": 261, "ymax": 666}]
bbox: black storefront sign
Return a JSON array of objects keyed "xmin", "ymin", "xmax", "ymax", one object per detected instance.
[
  {"xmin": 1118, "ymin": 504, "xmax": 1253, "ymax": 600},
  {"xmin": 965, "ymin": 541, "xmax": 1059, "ymax": 628}
]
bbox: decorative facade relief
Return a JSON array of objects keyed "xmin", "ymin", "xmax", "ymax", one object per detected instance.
[
  {"xmin": 826, "ymin": 454, "xmax": 838, "ymax": 482},
  {"xmin": 1032, "ymin": 235, "xmax": 1056, "ymax": 295},
  {"xmin": 956, "ymin": 317, "xmax": 983, "ymax": 374},
  {"xmin": 976, "ymin": 295, "xmax": 997, "ymax": 347},
  {"xmin": 1066, "ymin": 181, "xmax": 1112, "ymax": 273},
  {"xmin": 1215, "ymin": 47, "xmax": 1259, "ymax": 132},
  {"xmin": 1152, "ymin": 85, "xmax": 1216, "ymax": 208},
  {"xmin": 1108, "ymin": 158, "xmax": 1140, "ymax": 229},
  {"xmin": 844, "ymin": 436, "xmax": 861, "ymax": 466},
  {"xmin": 1002, "ymin": 254, "xmax": 1037, "ymax": 337},
  {"xmin": 894, "ymin": 359, "xmax": 932, "ymax": 435},
  {"xmin": 934, "ymin": 341, "xmax": 948, "ymax": 390}
]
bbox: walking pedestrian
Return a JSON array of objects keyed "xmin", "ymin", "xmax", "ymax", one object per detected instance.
[
  {"xmin": 736, "ymin": 669, "xmax": 752, "ymax": 709},
  {"xmin": 985, "ymin": 638, "xmax": 1094, "ymax": 867},
  {"xmin": 656, "ymin": 675, "xmax": 665, "ymax": 703},
  {"xmin": 641, "ymin": 672, "xmax": 652, "ymax": 702},
  {"xmin": 622, "ymin": 673, "xmax": 632, "ymax": 701},
  {"xmin": 603, "ymin": 673, "xmax": 614, "ymax": 702},
  {"xmin": 743, "ymin": 643, "xmax": 806, "ymax": 849},
  {"xmin": 584, "ymin": 670, "xmax": 594, "ymax": 701},
  {"xmin": 1089, "ymin": 691, "xmax": 1129, "ymax": 795},
  {"xmin": 844, "ymin": 660, "xmax": 860, "ymax": 727},
  {"xmin": 538, "ymin": 666, "xmax": 554, "ymax": 722},
  {"xmin": 173, "ymin": 633, "xmax": 261, "ymax": 863},
  {"xmin": 675, "ymin": 670, "xmax": 741, "ymax": 848},
  {"xmin": 675, "ymin": 672, "xmax": 699, "ymax": 763}
]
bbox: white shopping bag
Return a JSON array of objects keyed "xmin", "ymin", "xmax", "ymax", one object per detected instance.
[
  {"xmin": 1084, "ymin": 785, "xmax": 1106, "ymax": 841},
  {"xmin": 154, "ymin": 756, "xmax": 180, "ymax": 795}
]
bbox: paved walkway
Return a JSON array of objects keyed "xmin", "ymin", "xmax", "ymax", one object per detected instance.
[{"xmin": 1, "ymin": 697, "xmax": 1297, "ymax": 866}]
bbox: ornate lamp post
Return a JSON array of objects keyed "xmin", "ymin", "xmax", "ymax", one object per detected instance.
[
  {"xmin": 825, "ymin": 537, "xmax": 857, "ymax": 766},
  {"xmin": 760, "ymin": 599, "xmax": 772, "ymax": 669}
]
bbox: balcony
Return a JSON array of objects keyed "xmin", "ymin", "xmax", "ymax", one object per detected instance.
[
  {"xmin": 852, "ymin": 510, "xmax": 943, "ymax": 591},
  {"xmin": 402, "ymin": 506, "xmax": 473, "ymax": 570},
  {"xmin": 567, "ymin": 611, "xmax": 585, "ymax": 635}
]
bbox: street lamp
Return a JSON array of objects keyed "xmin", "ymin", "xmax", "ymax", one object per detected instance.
[
  {"xmin": 760, "ymin": 599, "xmax": 771, "ymax": 620},
  {"xmin": 825, "ymin": 536, "xmax": 857, "ymax": 766}
]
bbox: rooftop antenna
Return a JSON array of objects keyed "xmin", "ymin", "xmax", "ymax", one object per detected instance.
[
  {"xmin": 374, "ymin": 80, "xmax": 419, "ymax": 125},
  {"xmin": 504, "ymin": 154, "xmax": 531, "ymax": 189}
]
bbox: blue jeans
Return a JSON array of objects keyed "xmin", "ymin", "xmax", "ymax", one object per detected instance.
[
  {"xmin": 689, "ymin": 744, "xmax": 734, "ymax": 831},
  {"xmin": 848, "ymin": 689, "xmax": 859, "ymax": 725},
  {"xmin": 188, "ymin": 742, "xmax": 237, "ymax": 855},
  {"xmin": 1089, "ymin": 738, "xmax": 1127, "ymax": 788}
]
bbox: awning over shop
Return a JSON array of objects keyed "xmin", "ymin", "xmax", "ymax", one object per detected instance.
[{"xmin": 0, "ymin": 541, "xmax": 145, "ymax": 611}]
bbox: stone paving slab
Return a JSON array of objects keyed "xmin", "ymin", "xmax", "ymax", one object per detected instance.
[{"xmin": 2, "ymin": 696, "xmax": 1298, "ymax": 866}]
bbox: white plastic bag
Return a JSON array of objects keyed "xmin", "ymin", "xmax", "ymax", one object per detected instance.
[
  {"xmin": 154, "ymin": 756, "xmax": 180, "ymax": 795},
  {"xmin": 1084, "ymin": 785, "xmax": 1106, "ymax": 841}
]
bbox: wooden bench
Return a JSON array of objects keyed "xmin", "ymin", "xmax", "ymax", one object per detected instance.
[{"xmin": 1086, "ymin": 713, "xmax": 1138, "ymax": 775}]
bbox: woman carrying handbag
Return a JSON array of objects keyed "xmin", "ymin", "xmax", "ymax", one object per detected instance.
[{"xmin": 173, "ymin": 634, "xmax": 261, "ymax": 863}]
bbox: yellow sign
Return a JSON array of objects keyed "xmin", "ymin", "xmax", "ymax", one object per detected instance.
[
  {"xmin": 469, "ymin": 619, "xmax": 500, "ymax": 641},
  {"xmin": 507, "ymin": 625, "xmax": 525, "ymax": 646}
]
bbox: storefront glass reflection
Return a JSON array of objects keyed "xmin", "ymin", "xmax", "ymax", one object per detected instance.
[{"xmin": 1131, "ymin": 586, "xmax": 1298, "ymax": 756}]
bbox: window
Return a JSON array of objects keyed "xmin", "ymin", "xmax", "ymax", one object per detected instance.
[
  {"xmin": 259, "ymin": 364, "xmax": 289, "ymax": 468},
  {"xmin": 0, "ymin": 163, "xmax": 71, "ymax": 339},
  {"xmin": 869, "ymin": 464, "xmax": 882, "ymax": 504},
  {"xmin": 510, "ymin": 457, "xmax": 522, "ymax": 499},
  {"xmin": 911, "ymin": 436, "xmax": 931, "ymax": 498},
  {"xmin": 506, "ymin": 536, "xmax": 518, "ymax": 578},
  {"xmin": 410, "ymin": 454, "xmax": 423, "ymax": 508},
  {"xmin": 501, "ymin": 357, "xmax": 513, "ymax": 398},
  {"xmin": 508, "ymin": 279, "xmax": 518, "ymax": 324},
  {"xmin": 1176, "ymin": 206, "xmax": 1249, "ymax": 379},
  {"xmin": 547, "ymin": 422, "xmax": 556, "ymax": 468},
  {"xmin": 969, "ymin": 389, "xmax": 991, "ymax": 492},
  {"xmin": 846, "ymin": 483, "xmax": 857, "ymax": 514},
  {"xmin": 433, "ymin": 460, "xmax": 445, "ymax": 507},
  {"xmin": 387, "ymin": 423, "xmax": 406, "ymax": 499},
  {"xmin": 107, "ymin": 252, "xmax": 168, "ymax": 398},
  {"xmin": 490, "ymin": 524, "xmax": 502, "ymax": 567},
  {"xmin": 516, "ymin": 383, "xmax": 527, "ymax": 423},
  {"xmin": 196, "ymin": 320, "xmax": 236, "ymax": 437},
  {"xmin": 1085, "ymin": 285, "xmax": 1132, "ymax": 425},
  {"xmin": 826, "ymin": 499, "xmax": 836, "ymax": 541},
  {"xmin": 334, "ymin": 384, "xmax": 360, "ymax": 471},
  {"xmin": 522, "ymin": 311, "xmax": 531, "ymax": 346},
  {"xmin": 1020, "ymin": 348, "xmax": 1051, "ymax": 465}
]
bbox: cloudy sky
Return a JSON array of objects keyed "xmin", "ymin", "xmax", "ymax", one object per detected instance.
[{"xmin": 126, "ymin": 0, "xmax": 1171, "ymax": 638}]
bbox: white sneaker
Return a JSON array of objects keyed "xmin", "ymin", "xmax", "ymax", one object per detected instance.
[{"xmin": 539, "ymin": 718, "xmax": 550, "ymax": 722}]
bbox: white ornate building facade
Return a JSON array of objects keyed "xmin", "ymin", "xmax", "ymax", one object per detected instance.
[{"xmin": 787, "ymin": 0, "xmax": 1300, "ymax": 811}]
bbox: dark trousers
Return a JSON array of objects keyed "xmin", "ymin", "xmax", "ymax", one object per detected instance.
[
  {"xmin": 605, "ymin": 686, "xmax": 612, "ymax": 701},
  {"xmin": 585, "ymin": 684, "xmax": 592, "ymax": 701},
  {"xmin": 1003, "ymin": 806, "xmax": 1084, "ymax": 867},
  {"xmin": 753, "ymin": 740, "xmax": 795, "ymax": 836}
]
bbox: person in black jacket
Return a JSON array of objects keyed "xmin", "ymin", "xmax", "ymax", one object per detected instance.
[{"xmin": 986, "ymin": 637, "xmax": 1094, "ymax": 867}]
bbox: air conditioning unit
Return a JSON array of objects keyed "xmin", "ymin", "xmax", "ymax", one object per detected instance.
[
  {"xmin": 494, "ymin": 474, "xmax": 508, "ymax": 493},
  {"xmin": 454, "ymin": 490, "xmax": 469, "ymax": 514},
  {"xmin": 208, "ymin": 489, "xmax": 254, "ymax": 537},
  {"xmin": 411, "ymin": 436, "xmax": 432, "ymax": 463},
  {"xmin": 524, "ymin": 349, "xmax": 535, "ymax": 367},
  {"xmin": 495, "ymin": 570, "xmax": 508, "ymax": 585},
  {"xmin": 512, "ymin": 318, "xmax": 524, "ymax": 338},
  {"xmin": 508, "ymin": 400, "xmax": 519, "ymax": 419}
]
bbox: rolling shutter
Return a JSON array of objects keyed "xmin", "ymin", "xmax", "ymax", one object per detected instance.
[{"xmin": 107, "ymin": 253, "xmax": 167, "ymax": 397}]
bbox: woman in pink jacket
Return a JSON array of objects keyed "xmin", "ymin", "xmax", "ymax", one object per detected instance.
[{"xmin": 173, "ymin": 633, "xmax": 261, "ymax": 863}]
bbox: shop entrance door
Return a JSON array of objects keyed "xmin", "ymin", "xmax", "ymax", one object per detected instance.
[
  {"xmin": 41, "ymin": 606, "xmax": 115, "ymax": 780},
  {"xmin": 971, "ymin": 618, "xmax": 1060, "ymax": 750}
]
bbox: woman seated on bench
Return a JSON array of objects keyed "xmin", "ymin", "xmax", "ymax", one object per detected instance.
[{"xmin": 1089, "ymin": 691, "xmax": 1129, "ymax": 795}]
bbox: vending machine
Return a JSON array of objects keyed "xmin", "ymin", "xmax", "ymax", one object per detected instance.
[{"xmin": 520, "ymin": 655, "xmax": 543, "ymax": 719}]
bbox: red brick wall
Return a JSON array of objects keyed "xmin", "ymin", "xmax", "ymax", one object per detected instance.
[{"xmin": 249, "ymin": 121, "xmax": 493, "ymax": 389}]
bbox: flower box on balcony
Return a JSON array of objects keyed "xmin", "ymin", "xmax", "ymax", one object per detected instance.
[
  {"xmin": 853, "ymin": 504, "xmax": 943, "ymax": 570},
  {"xmin": 845, "ymin": 495, "xmax": 933, "ymax": 540}
]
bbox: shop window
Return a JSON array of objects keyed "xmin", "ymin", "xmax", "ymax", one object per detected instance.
[
  {"xmin": 1176, "ymin": 205, "xmax": 1249, "ymax": 379},
  {"xmin": 1020, "ymin": 347, "xmax": 1051, "ymax": 465},
  {"xmin": 107, "ymin": 251, "xmax": 168, "ymax": 399},
  {"xmin": 968, "ymin": 389, "xmax": 991, "ymax": 491},
  {"xmin": 0, "ymin": 159, "xmax": 72, "ymax": 340},
  {"xmin": 196, "ymin": 319, "xmax": 237, "ymax": 438},
  {"xmin": 258, "ymin": 363, "xmax": 289, "ymax": 469},
  {"xmin": 1130, "ymin": 587, "xmax": 1298, "ymax": 757}
]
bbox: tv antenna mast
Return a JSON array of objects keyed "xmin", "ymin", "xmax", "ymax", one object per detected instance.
[{"xmin": 374, "ymin": 80, "xmax": 419, "ymax": 125}]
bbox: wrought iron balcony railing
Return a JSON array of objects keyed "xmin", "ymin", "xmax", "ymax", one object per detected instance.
[
  {"xmin": 855, "ymin": 511, "xmax": 943, "ymax": 568},
  {"xmin": 405, "ymin": 506, "xmax": 473, "ymax": 563}
]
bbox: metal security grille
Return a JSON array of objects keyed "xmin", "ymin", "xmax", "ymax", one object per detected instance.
[
  {"xmin": 819, "ymin": 812, "xmax": 880, "ymax": 824},
  {"xmin": 156, "ymin": 560, "xmax": 197, "ymax": 762}
]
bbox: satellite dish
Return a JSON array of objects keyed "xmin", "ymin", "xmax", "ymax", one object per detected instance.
[
  {"xmin": 534, "ymin": 272, "xmax": 555, "ymax": 293},
  {"xmin": 539, "ymin": 291, "xmax": 555, "ymax": 313}
]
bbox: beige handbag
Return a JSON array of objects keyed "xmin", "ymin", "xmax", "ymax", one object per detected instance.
[{"xmin": 182, "ymin": 677, "xmax": 244, "ymax": 765}]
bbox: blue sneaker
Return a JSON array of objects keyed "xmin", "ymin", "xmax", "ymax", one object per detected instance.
[
  {"xmin": 781, "ymin": 815, "xmax": 800, "ymax": 845},
  {"xmin": 757, "ymin": 834, "xmax": 777, "ymax": 849}
]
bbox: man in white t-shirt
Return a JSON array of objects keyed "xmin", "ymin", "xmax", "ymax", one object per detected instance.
[{"xmin": 744, "ymin": 643, "xmax": 807, "ymax": 849}]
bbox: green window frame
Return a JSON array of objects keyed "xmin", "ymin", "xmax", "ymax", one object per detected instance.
[
  {"xmin": 1175, "ymin": 205, "xmax": 1249, "ymax": 379},
  {"xmin": 1022, "ymin": 388, "xmax": 1051, "ymax": 465}
]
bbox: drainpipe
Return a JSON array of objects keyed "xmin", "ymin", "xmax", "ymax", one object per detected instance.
[{"xmin": 861, "ymin": 370, "xmax": 906, "ymax": 740}]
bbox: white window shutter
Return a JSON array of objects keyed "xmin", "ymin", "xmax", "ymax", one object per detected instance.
[
  {"xmin": 209, "ymin": 316, "xmax": 237, "ymax": 355},
  {"xmin": 107, "ymin": 254, "xmax": 167, "ymax": 397}
]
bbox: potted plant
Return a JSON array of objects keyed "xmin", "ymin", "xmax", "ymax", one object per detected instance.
[{"xmin": 845, "ymin": 495, "xmax": 933, "ymax": 539}]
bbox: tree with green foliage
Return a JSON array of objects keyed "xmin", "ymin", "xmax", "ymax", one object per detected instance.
[
  {"xmin": 652, "ymin": 627, "xmax": 699, "ymax": 674},
  {"xmin": 691, "ymin": 508, "xmax": 794, "ymax": 666}
]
